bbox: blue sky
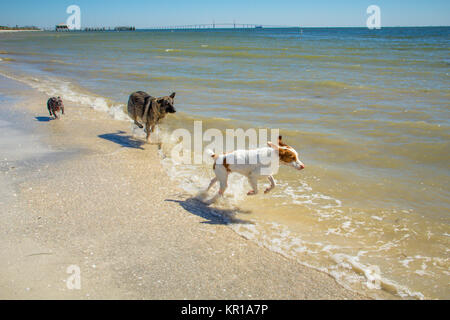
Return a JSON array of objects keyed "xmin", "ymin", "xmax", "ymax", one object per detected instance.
[{"xmin": 1, "ymin": 0, "xmax": 449, "ymax": 28}]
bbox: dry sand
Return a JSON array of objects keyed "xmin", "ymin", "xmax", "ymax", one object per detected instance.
[{"xmin": 0, "ymin": 77, "xmax": 366, "ymax": 299}]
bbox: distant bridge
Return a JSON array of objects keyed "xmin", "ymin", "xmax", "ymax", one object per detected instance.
[
  {"xmin": 56, "ymin": 23, "xmax": 301, "ymax": 32},
  {"xmin": 145, "ymin": 23, "xmax": 299, "ymax": 30}
]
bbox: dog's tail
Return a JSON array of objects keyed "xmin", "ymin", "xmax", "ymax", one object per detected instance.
[{"xmin": 206, "ymin": 149, "xmax": 219, "ymax": 160}]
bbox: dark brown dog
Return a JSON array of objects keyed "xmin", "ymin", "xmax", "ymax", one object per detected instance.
[
  {"xmin": 47, "ymin": 96, "xmax": 64, "ymax": 119},
  {"xmin": 127, "ymin": 91, "xmax": 176, "ymax": 143}
]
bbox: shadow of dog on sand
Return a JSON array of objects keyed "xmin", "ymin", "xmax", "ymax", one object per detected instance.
[
  {"xmin": 35, "ymin": 116, "xmax": 53, "ymax": 122},
  {"xmin": 165, "ymin": 197, "xmax": 253, "ymax": 225},
  {"xmin": 98, "ymin": 130, "xmax": 146, "ymax": 150}
]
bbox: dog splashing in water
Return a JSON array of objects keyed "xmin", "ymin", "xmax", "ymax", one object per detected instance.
[
  {"xmin": 127, "ymin": 91, "xmax": 176, "ymax": 143},
  {"xmin": 205, "ymin": 136, "xmax": 305, "ymax": 198}
]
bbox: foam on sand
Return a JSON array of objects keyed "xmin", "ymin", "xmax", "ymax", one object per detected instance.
[{"xmin": 0, "ymin": 70, "xmax": 130, "ymax": 122}]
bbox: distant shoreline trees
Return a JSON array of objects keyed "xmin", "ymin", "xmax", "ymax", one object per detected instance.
[{"xmin": 0, "ymin": 25, "xmax": 40, "ymax": 30}]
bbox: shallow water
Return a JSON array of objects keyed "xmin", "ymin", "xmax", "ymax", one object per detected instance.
[{"xmin": 0, "ymin": 27, "xmax": 449, "ymax": 299}]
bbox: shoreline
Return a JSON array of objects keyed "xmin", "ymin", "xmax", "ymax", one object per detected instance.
[
  {"xmin": 0, "ymin": 30, "xmax": 42, "ymax": 33},
  {"xmin": 0, "ymin": 75, "xmax": 367, "ymax": 299}
]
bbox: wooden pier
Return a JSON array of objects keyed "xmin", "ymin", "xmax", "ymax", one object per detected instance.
[
  {"xmin": 55, "ymin": 25, "xmax": 136, "ymax": 32},
  {"xmin": 54, "ymin": 23, "xmax": 298, "ymax": 32}
]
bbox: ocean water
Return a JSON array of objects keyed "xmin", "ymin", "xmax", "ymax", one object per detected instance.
[{"xmin": 0, "ymin": 27, "xmax": 449, "ymax": 299}]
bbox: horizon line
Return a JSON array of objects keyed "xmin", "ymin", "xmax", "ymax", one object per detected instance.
[{"xmin": 33, "ymin": 25, "xmax": 450, "ymax": 30}]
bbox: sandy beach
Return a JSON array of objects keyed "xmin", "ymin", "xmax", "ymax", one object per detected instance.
[{"xmin": 0, "ymin": 75, "xmax": 366, "ymax": 299}]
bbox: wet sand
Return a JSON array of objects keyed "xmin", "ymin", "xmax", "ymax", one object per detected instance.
[{"xmin": 0, "ymin": 76, "xmax": 366, "ymax": 299}]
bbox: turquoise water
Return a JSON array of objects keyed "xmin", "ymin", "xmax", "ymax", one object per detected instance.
[{"xmin": 0, "ymin": 27, "xmax": 449, "ymax": 299}]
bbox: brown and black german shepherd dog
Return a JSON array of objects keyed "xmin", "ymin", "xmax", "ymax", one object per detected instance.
[
  {"xmin": 127, "ymin": 91, "xmax": 176, "ymax": 143},
  {"xmin": 47, "ymin": 96, "xmax": 64, "ymax": 119}
]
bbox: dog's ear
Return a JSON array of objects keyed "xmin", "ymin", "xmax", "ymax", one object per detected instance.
[
  {"xmin": 278, "ymin": 135, "xmax": 289, "ymax": 147},
  {"xmin": 268, "ymin": 141, "xmax": 279, "ymax": 150},
  {"xmin": 170, "ymin": 92, "xmax": 176, "ymax": 99}
]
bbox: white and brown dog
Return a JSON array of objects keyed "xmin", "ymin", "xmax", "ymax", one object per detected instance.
[{"xmin": 206, "ymin": 136, "xmax": 305, "ymax": 197}]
